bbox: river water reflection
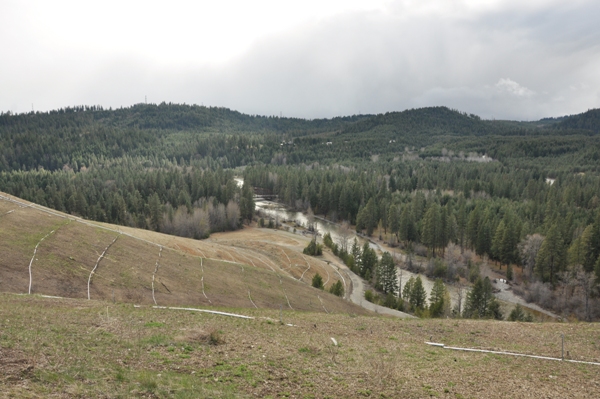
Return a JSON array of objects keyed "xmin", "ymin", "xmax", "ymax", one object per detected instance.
[
  {"xmin": 254, "ymin": 198, "xmax": 460, "ymax": 308},
  {"xmin": 237, "ymin": 178, "xmax": 460, "ymax": 307}
]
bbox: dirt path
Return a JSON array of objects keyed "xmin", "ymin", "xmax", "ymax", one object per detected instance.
[
  {"xmin": 370, "ymin": 235, "xmax": 560, "ymax": 319},
  {"xmin": 480, "ymin": 263, "xmax": 560, "ymax": 319},
  {"xmin": 321, "ymin": 251, "xmax": 415, "ymax": 318}
]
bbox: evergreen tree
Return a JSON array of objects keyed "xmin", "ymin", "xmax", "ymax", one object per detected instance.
[
  {"xmin": 456, "ymin": 195, "xmax": 467, "ymax": 253},
  {"xmin": 148, "ymin": 192, "xmax": 163, "ymax": 231},
  {"xmin": 399, "ymin": 206, "xmax": 417, "ymax": 244},
  {"xmin": 429, "ymin": 278, "xmax": 447, "ymax": 317},
  {"xmin": 377, "ymin": 252, "xmax": 398, "ymax": 296},
  {"xmin": 402, "ymin": 276, "xmax": 414, "ymax": 302},
  {"xmin": 240, "ymin": 181, "xmax": 255, "ymax": 223},
  {"xmin": 312, "ymin": 273, "xmax": 324, "ymax": 290},
  {"xmin": 508, "ymin": 304, "xmax": 533, "ymax": 322},
  {"xmin": 463, "ymin": 276, "xmax": 502, "ymax": 320},
  {"xmin": 535, "ymin": 224, "xmax": 565, "ymax": 285},
  {"xmin": 329, "ymin": 280, "xmax": 344, "ymax": 297},
  {"xmin": 409, "ymin": 276, "xmax": 427, "ymax": 310},
  {"xmin": 351, "ymin": 238, "xmax": 362, "ymax": 274},
  {"xmin": 388, "ymin": 204, "xmax": 400, "ymax": 243},
  {"xmin": 360, "ymin": 242, "xmax": 378, "ymax": 279},
  {"xmin": 421, "ymin": 202, "xmax": 441, "ymax": 257}
]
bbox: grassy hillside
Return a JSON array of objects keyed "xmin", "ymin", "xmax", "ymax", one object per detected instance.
[
  {"xmin": 1, "ymin": 294, "xmax": 599, "ymax": 398},
  {"xmin": 0, "ymin": 192, "xmax": 363, "ymax": 315}
]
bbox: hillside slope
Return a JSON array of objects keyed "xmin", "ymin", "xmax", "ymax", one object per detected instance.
[
  {"xmin": 0, "ymin": 192, "xmax": 366, "ymax": 315},
  {"xmin": 1, "ymin": 294, "xmax": 599, "ymax": 398}
]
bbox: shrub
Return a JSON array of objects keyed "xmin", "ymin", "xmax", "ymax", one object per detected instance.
[
  {"xmin": 303, "ymin": 238, "xmax": 323, "ymax": 256},
  {"xmin": 432, "ymin": 259, "xmax": 447, "ymax": 278},
  {"xmin": 312, "ymin": 273, "xmax": 324, "ymax": 290},
  {"xmin": 329, "ymin": 280, "xmax": 344, "ymax": 297},
  {"xmin": 468, "ymin": 260, "xmax": 480, "ymax": 283},
  {"xmin": 508, "ymin": 304, "xmax": 533, "ymax": 322}
]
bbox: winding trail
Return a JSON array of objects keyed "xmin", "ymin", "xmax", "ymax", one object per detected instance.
[
  {"xmin": 28, "ymin": 224, "xmax": 65, "ymax": 294},
  {"xmin": 247, "ymin": 290, "xmax": 258, "ymax": 308},
  {"xmin": 199, "ymin": 258, "xmax": 212, "ymax": 304},
  {"xmin": 151, "ymin": 246, "xmax": 163, "ymax": 305},
  {"xmin": 300, "ymin": 255, "xmax": 311, "ymax": 282},
  {"xmin": 87, "ymin": 234, "xmax": 120, "ymax": 300},
  {"xmin": 1, "ymin": 208, "xmax": 16, "ymax": 217},
  {"xmin": 322, "ymin": 267, "xmax": 330, "ymax": 286},
  {"xmin": 317, "ymin": 295, "xmax": 329, "ymax": 314},
  {"xmin": 322, "ymin": 251, "xmax": 414, "ymax": 318}
]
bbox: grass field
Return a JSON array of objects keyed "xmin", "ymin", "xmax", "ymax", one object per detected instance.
[{"xmin": 1, "ymin": 293, "xmax": 599, "ymax": 398}]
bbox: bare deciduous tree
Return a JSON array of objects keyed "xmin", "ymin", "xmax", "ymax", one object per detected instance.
[
  {"xmin": 306, "ymin": 207, "xmax": 315, "ymax": 233},
  {"xmin": 226, "ymin": 200, "xmax": 240, "ymax": 230},
  {"xmin": 574, "ymin": 264, "xmax": 596, "ymax": 321},
  {"xmin": 519, "ymin": 234, "xmax": 544, "ymax": 279},
  {"xmin": 337, "ymin": 220, "xmax": 351, "ymax": 253}
]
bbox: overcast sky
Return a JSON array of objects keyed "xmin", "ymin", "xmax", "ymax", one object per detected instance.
[{"xmin": 2, "ymin": 0, "xmax": 599, "ymax": 120}]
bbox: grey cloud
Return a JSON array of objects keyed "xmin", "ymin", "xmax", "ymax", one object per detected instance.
[{"xmin": 2, "ymin": 2, "xmax": 599, "ymax": 120}]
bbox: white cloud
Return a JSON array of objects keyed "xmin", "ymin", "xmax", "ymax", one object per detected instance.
[{"xmin": 495, "ymin": 78, "xmax": 535, "ymax": 97}]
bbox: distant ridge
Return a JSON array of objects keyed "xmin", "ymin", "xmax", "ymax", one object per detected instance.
[
  {"xmin": 554, "ymin": 108, "xmax": 600, "ymax": 133},
  {"xmin": 337, "ymin": 106, "xmax": 495, "ymax": 137}
]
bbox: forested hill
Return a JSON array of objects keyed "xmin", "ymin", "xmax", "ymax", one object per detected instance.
[
  {"xmin": 0, "ymin": 103, "xmax": 365, "ymax": 133},
  {"xmin": 1, "ymin": 103, "xmax": 600, "ymax": 173},
  {"xmin": 0, "ymin": 103, "xmax": 366, "ymax": 171},
  {"xmin": 554, "ymin": 108, "xmax": 600, "ymax": 133},
  {"xmin": 337, "ymin": 106, "xmax": 600, "ymax": 140},
  {"xmin": 337, "ymin": 106, "xmax": 497, "ymax": 138}
]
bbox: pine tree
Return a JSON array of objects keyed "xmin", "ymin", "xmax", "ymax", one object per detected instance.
[
  {"xmin": 463, "ymin": 276, "xmax": 502, "ymax": 320},
  {"xmin": 429, "ymin": 278, "xmax": 447, "ymax": 317},
  {"xmin": 329, "ymin": 280, "xmax": 344, "ymax": 297},
  {"xmin": 492, "ymin": 220, "xmax": 506, "ymax": 263},
  {"xmin": 351, "ymin": 238, "xmax": 362, "ymax": 274},
  {"xmin": 148, "ymin": 192, "xmax": 163, "ymax": 231},
  {"xmin": 399, "ymin": 206, "xmax": 416, "ymax": 244},
  {"xmin": 535, "ymin": 224, "xmax": 565, "ymax": 285},
  {"xmin": 360, "ymin": 242, "xmax": 377, "ymax": 279},
  {"xmin": 388, "ymin": 204, "xmax": 400, "ymax": 243},
  {"xmin": 312, "ymin": 273, "xmax": 324, "ymax": 290},
  {"xmin": 409, "ymin": 276, "xmax": 427, "ymax": 310},
  {"xmin": 240, "ymin": 181, "xmax": 255, "ymax": 223},
  {"xmin": 402, "ymin": 276, "xmax": 414, "ymax": 301},
  {"xmin": 421, "ymin": 202, "xmax": 441, "ymax": 257},
  {"xmin": 456, "ymin": 195, "xmax": 467, "ymax": 253},
  {"xmin": 378, "ymin": 252, "xmax": 398, "ymax": 296}
]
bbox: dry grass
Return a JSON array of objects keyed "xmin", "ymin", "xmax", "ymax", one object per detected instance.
[
  {"xmin": 0, "ymin": 193, "xmax": 360, "ymax": 316},
  {"xmin": 1, "ymin": 294, "xmax": 599, "ymax": 398}
]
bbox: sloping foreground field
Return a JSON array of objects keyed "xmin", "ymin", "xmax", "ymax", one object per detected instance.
[
  {"xmin": 0, "ymin": 192, "xmax": 362, "ymax": 315},
  {"xmin": 1, "ymin": 294, "xmax": 599, "ymax": 398}
]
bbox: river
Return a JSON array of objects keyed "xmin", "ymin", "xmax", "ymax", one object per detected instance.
[
  {"xmin": 236, "ymin": 177, "xmax": 556, "ymax": 317},
  {"xmin": 240, "ymin": 193, "xmax": 460, "ymax": 308}
]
